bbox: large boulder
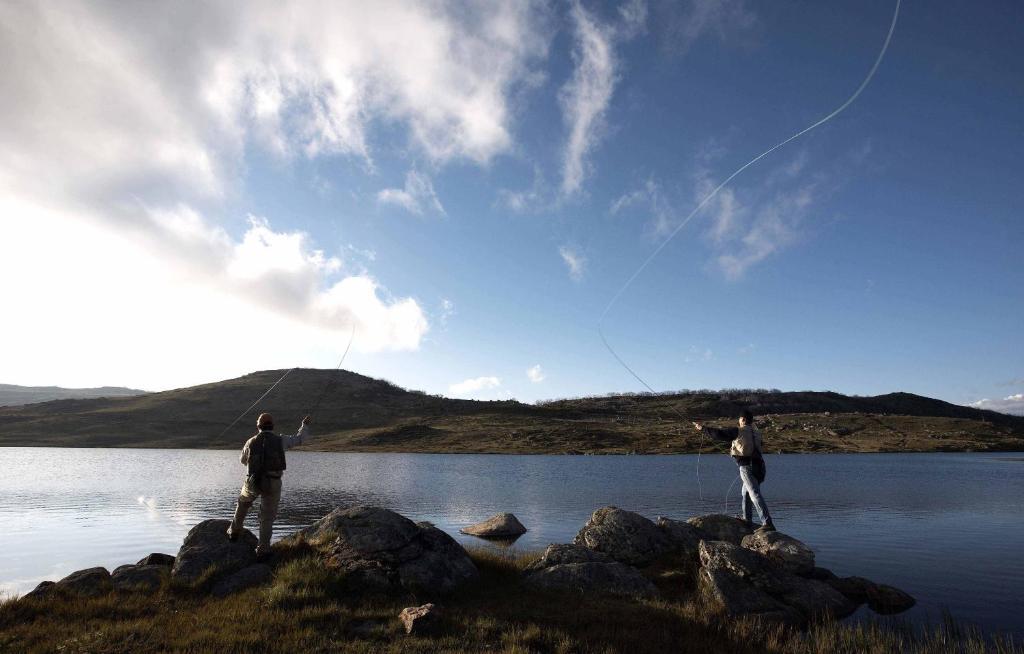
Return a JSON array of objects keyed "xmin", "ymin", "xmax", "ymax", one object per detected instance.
[
  {"xmin": 700, "ymin": 567, "xmax": 802, "ymax": 626},
  {"xmin": 210, "ymin": 564, "xmax": 273, "ymax": 598},
  {"xmin": 573, "ymin": 507, "xmax": 671, "ymax": 567},
  {"xmin": 460, "ymin": 513, "xmax": 527, "ymax": 538},
  {"xmin": 826, "ymin": 575, "xmax": 873, "ymax": 603},
  {"xmin": 776, "ymin": 575, "xmax": 858, "ymax": 621},
  {"xmin": 56, "ymin": 567, "xmax": 112, "ymax": 597},
  {"xmin": 136, "ymin": 553, "xmax": 175, "ymax": 567},
  {"xmin": 21, "ymin": 581, "xmax": 56, "ymax": 601},
  {"xmin": 171, "ymin": 519, "xmax": 258, "ymax": 585},
  {"xmin": 656, "ymin": 517, "xmax": 705, "ymax": 559},
  {"xmin": 526, "ymin": 561, "xmax": 659, "ymax": 599},
  {"xmin": 687, "ymin": 515, "xmax": 753, "ymax": 545},
  {"xmin": 741, "ymin": 531, "xmax": 815, "ymax": 576},
  {"xmin": 698, "ymin": 540, "xmax": 788, "ymax": 594},
  {"xmin": 111, "ymin": 564, "xmax": 169, "ymax": 592},
  {"xmin": 524, "ymin": 543, "xmax": 613, "ymax": 572},
  {"xmin": 287, "ymin": 506, "xmax": 478, "ymax": 593}
]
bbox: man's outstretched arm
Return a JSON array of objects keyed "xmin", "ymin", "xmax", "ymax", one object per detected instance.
[
  {"xmin": 693, "ymin": 422, "xmax": 738, "ymax": 443},
  {"xmin": 282, "ymin": 415, "xmax": 312, "ymax": 449}
]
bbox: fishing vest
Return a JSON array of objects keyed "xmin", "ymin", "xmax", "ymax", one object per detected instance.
[{"xmin": 247, "ymin": 431, "xmax": 287, "ymax": 478}]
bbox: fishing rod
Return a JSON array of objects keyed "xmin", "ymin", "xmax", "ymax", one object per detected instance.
[
  {"xmin": 304, "ymin": 324, "xmax": 357, "ymax": 418},
  {"xmin": 597, "ymin": 0, "xmax": 902, "ymax": 503}
]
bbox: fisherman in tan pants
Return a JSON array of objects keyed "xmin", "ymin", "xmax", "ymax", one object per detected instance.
[{"xmin": 227, "ymin": 413, "xmax": 311, "ymax": 560}]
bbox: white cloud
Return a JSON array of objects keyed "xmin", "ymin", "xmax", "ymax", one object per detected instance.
[
  {"xmin": 559, "ymin": 2, "xmax": 618, "ymax": 196},
  {"xmin": 449, "ymin": 376, "xmax": 501, "ymax": 396},
  {"xmin": 970, "ymin": 394, "xmax": 1024, "ymax": 417},
  {"xmin": 618, "ymin": 0, "xmax": 649, "ymax": 39},
  {"xmin": 377, "ymin": 171, "xmax": 445, "ymax": 215},
  {"xmin": 684, "ymin": 346, "xmax": 714, "ymax": 363},
  {"xmin": 527, "ymin": 364, "xmax": 546, "ymax": 383},
  {"xmin": 559, "ymin": 246, "xmax": 587, "ymax": 282},
  {"xmin": 660, "ymin": 0, "xmax": 757, "ymax": 55},
  {"xmin": 438, "ymin": 298, "xmax": 456, "ymax": 328},
  {"xmin": 609, "ymin": 178, "xmax": 679, "ymax": 235}
]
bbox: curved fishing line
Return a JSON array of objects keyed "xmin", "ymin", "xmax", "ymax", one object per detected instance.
[
  {"xmin": 305, "ymin": 324, "xmax": 358, "ymax": 417},
  {"xmin": 216, "ymin": 367, "xmax": 296, "ymax": 441},
  {"xmin": 724, "ymin": 474, "xmax": 741, "ymax": 515},
  {"xmin": 597, "ymin": 0, "xmax": 901, "ymax": 503}
]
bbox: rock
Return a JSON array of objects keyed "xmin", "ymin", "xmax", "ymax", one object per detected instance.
[
  {"xmin": 22, "ymin": 581, "xmax": 56, "ymax": 601},
  {"xmin": 826, "ymin": 575, "xmax": 874, "ymax": 603},
  {"xmin": 687, "ymin": 515, "xmax": 753, "ymax": 545},
  {"xmin": 171, "ymin": 519, "xmax": 258, "ymax": 585},
  {"xmin": 776, "ymin": 575, "xmax": 858, "ymax": 621},
  {"xmin": 460, "ymin": 513, "xmax": 527, "ymax": 538},
  {"xmin": 136, "ymin": 553, "xmax": 175, "ymax": 567},
  {"xmin": 698, "ymin": 540, "xmax": 788, "ymax": 594},
  {"xmin": 866, "ymin": 583, "xmax": 916, "ymax": 615},
  {"xmin": 399, "ymin": 603, "xmax": 443, "ymax": 635},
  {"xmin": 741, "ymin": 531, "xmax": 815, "ymax": 576},
  {"xmin": 288, "ymin": 506, "xmax": 478, "ymax": 593},
  {"xmin": 55, "ymin": 567, "xmax": 111, "ymax": 597},
  {"xmin": 808, "ymin": 566, "xmax": 837, "ymax": 581},
  {"xmin": 656, "ymin": 517, "xmax": 705, "ymax": 559},
  {"xmin": 573, "ymin": 506, "xmax": 671, "ymax": 567},
  {"xmin": 524, "ymin": 543, "xmax": 613, "ymax": 572},
  {"xmin": 111, "ymin": 564, "xmax": 169, "ymax": 592},
  {"xmin": 525, "ymin": 562, "xmax": 659, "ymax": 599},
  {"xmin": 699, "ymin": 568, "xmax": 802, "ymax": 626},
  {"xmin": 210, "ymin": 564, "xmax": 272, "ymax": 598}
]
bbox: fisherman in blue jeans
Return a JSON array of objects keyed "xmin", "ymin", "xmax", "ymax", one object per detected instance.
[{"xmin": 693, "ymin": 410, "xmax": 776, "ymax": 533}]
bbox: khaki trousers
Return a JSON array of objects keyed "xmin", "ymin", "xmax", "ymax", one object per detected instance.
[{"xmin": 229, "ymin": 477, "xmax": 282, "ymax": 556}]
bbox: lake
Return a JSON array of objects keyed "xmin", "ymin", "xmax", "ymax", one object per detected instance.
[{"xmin": 1, "ymin": 448, "xmax": 1021, "ymax": 637}]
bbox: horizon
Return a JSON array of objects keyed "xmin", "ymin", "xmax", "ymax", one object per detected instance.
[{"xmin": 2, "ymin": 1, "xmax": 1021, "ymax": 416}]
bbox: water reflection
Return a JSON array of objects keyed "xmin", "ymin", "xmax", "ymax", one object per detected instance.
[{"xmin": 0, "ymin": 448, "xmax": 1021, "ymax": 637}]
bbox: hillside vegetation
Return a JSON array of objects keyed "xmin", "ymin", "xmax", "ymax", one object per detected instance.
[
  {"xmin": 0, "ymin": 369, "xmax": 1021, "ymax": 453},
  {"xmin": 0, "ymin": 383, "xmax": 146, "ymax": 407}
]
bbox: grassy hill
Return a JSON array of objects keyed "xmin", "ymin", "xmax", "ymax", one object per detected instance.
[
  {"xmin": 0, "ymin": 369, "xmax": 1021, "ymax": 453},
  {"xmin": 0, "ymin": 383, "xmax": 146, "ymax": 407}
]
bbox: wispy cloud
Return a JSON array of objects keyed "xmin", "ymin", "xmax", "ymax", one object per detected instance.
[
  {"xmin": 527, "ymin": 364, "xmax": 546, "ymax": 383},
  {"xmin": 449, "ymin": 376, "xmax": 501, "ymax": 396},
  {"xmin": 377, "ymin": 171, "xmax": 445, "ymax": 215},
  {"xmin": 969, "ymin": 394, "xmax": 1024, "ymax": 416},
  {"xmin": 609, "ymin": 178, "xmax": 678, "ymax": 235},
  {"xmin": 558, "ymin": 2, "xmax": 620, "ymax": 197},
  {"xmin": 684, "ymin": 346, "xmax": 714, "ymax": 363},
  {"xmin": 438, "ymin": 298, "xmax": 456, "ymax": 329},
  {"xmin": 658, "ymin": 0, "xmax": 758, "ymax": 55},
  {"xmin": 559, "ymin": 246, "xmax": 587, "ymax": 282}
]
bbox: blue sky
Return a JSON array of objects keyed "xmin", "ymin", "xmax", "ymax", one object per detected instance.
[{"xmin": 1, "ymin": 1, "xmax": 1021, "ymax": 414}]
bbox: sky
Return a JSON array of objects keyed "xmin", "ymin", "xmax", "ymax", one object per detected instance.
[{"xmin": 1, "ymin": 1, "xmax": 1021, "ymax": 414}]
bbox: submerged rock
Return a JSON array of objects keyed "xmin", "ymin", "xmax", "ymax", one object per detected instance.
[
  {"xmin": 573, "ymin": 506, "xmax": 671, "ymax": 567},
  {"xmin": 111, "ymin": 564, "xmax": 168, "ymax": 592},
  {"xmin": 210, "ymin": 563, "xmax": 272, "ymax": 598},
  {"xmin": 287, "ymin": 506, "xmax": 478, "ymax": 593},
  {"xmin": 687, "ymin": 514, "xmax": 753, "ymax": 545},
  {"xmin": 460, "ymin": 513, "xmax": 527, "ymax": 538},
  {"xmin": 866, "ymin": 582, "xmax": 916, "ymax": 615},
  {"xmin": 399, "ymin": 603, "xmax": 443, "ymax": 635},
  {"xmin": 526, "ymin": 561, "xmax": 659, "ymax": 599},
  {"xmin": 741, "ymin": 530, "xmax": 815, "ymax": 576},
  {"xmin": 171, "ymin": 519, "xmax": 257, "ymax": 585}
]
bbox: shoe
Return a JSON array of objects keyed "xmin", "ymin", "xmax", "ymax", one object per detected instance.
[{"xmin": 756, "ymin": 522, "xmax": 776, "ymax": 533}]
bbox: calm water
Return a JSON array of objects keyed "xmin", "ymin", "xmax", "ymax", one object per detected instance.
[{"xmin": 1, "ymin": 448, "xmax": 1021, "ymax": 637}]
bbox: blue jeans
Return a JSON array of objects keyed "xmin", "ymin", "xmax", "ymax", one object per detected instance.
[{"xmin": 739, "ymin": 464, "xmax": 771, "ymax": 525}]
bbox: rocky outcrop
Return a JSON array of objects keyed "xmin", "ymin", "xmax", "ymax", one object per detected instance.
[
  {"xmin": 171, "ymin": 520, "xmax": 258, "ymax": 585},
  {"xmin": 526, "ymin": 561, "xmax": 659, "ymax": 599},
  {"xmin": 56, "ymin": 567, "xmax": 112, "ymax": 597},
  {"xmin": 656, "ymin": 517, "xmax": 705, "ymax": 559},
  {"xmin": 460, "ymin": 513, "xmax": 527, "ymax": 538},
  {"xmin": 699, "ymin": 540, "xmax": 856, "ymax": 624},
  {"xmin": 686, "ymin": 514, "xmax": 752, "ymax": 545},
  {"xmin": 111, "ymin": 564, "xmax": 169, "ymax": 592},
  {"xmin": 573, "ymin": 507, "xmax": 671, "ymax": 567},
  {"xmin": 524, "ymin": 544, "xmax": 613, "ymax": 571},
  {"xmin": 136, "ymin": 553, "xmax": 175, "ymax": 567},
  {"xmin": 866, "ymin": 582, "xmax": 916, "ymax": 615},
  {"xmin": 288, "ymin": 506, "xmax": 478, "ymax": 593},
  {"xmin": 740, "ymin": 531, "xmax": 815, "ymax": 576},
  {"xmin": 700, "ymin": 567, "xmax": 802, "ymax": 625},
  {"xmin": 399, "ymin": 603, "xmax": 443, "ymax": 635},
  {"xmin": 210, "ymin": 564, "xmax": 272, "ymax": 598},
  {"xmin": 22, "ymin": 581, "xmax": 56, "ymax": 601}
]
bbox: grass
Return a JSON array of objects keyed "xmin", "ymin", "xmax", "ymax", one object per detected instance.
[{"xmin": 1, "ymin": 546, "xmax": 1018, "ymax": 653}]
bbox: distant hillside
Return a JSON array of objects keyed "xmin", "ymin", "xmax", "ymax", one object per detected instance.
[
  {"xmin": 0, "ymin": 383, "xmax": 146, "ymax": 407},
  {"xmin": 0, "ymin": 369, "xmax": 1021, "ymax": 453}
]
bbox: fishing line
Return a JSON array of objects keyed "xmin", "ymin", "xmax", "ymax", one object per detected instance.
[
  {"xmin": 215, "ymin": 367, "xmax": 296, "ymax": 440},
  {"xmin": 724, "ymin": 474, "xmax": 741, "ymax": 515},
  {"xmin": 305, "ymin": 324, "xmax": 357, "ymax": 417},
  {"xmin": 597, "ymin": 0, "xmax": 901, "ymax": 504}
]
